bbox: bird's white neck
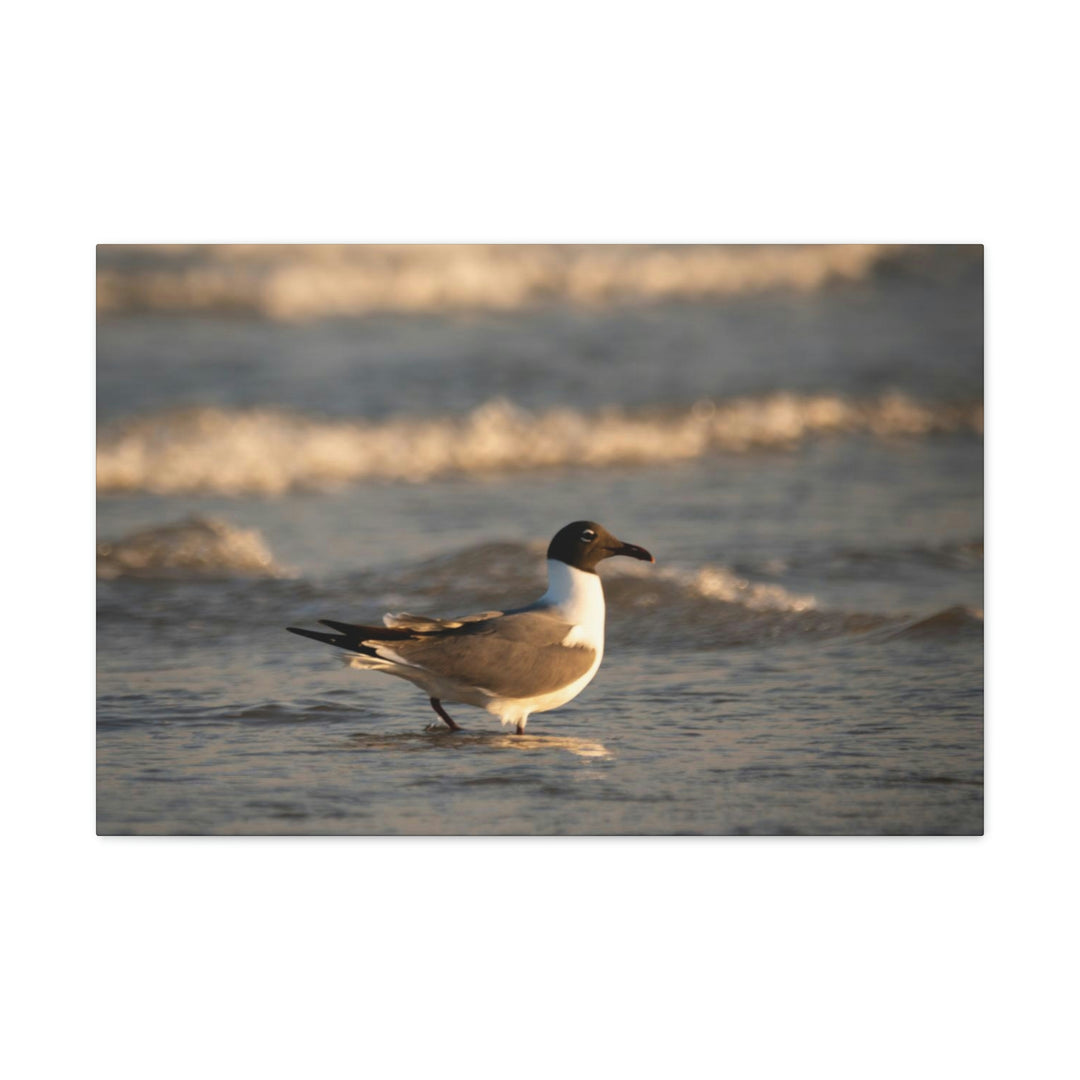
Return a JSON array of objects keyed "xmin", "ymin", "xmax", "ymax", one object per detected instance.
[{"xmin": 540, "ymin": 559, "xmax": 606, "ymax": 640}]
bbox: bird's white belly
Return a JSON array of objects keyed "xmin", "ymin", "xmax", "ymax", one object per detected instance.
[{"xmin": 484, "ymin": 643, "xmax": 604, "ymax": 725}]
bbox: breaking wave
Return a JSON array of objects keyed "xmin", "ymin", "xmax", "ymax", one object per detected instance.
[
  {"xmin": 96, "ymin": 517, "xmax": 289, "ymax": 579},
  {"xmin": 96, "ymin": 392, "xmax": 983, "ymax": 495},
  {"xmin": 886, "ymin": 606, "xmax": 984, "ymax": 639},
  {"xmin": 94, "ymin": 244, "xmax": 962, "ymax": 320},
  {"xmin": 328, "ymin": 541, "xmax": 977, "ymax": 649},
  {"xmin": 96, "ymin": 529, "xmax": 980, "ymax": 649},
  {"xmin": 339, "ymin": 543, "xmax": 977, "ymax": 650}
]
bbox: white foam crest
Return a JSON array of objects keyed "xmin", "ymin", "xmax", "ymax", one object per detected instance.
[
  {"xmin": 606, "ymin": 558, "xmax": 816, "ymax": 613},
  {"xmin": 97, "ymin": 244, "xmax": 913, "ymax": 319},
  {"xmin": 690, "ymin": 568, "xmax": 816, "ymax": 612},
  {"xmin": 97, "ymin": 517, "xmax": 288, "ymax": 579},
  {"xmin": 96, "ymin": 393, "xmax": 983, "ymax": 495}
]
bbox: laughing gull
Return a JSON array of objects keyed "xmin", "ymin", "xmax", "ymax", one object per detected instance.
[{"xmin": 287, "ymin": 521, "xmax": 654, "ymax": 734}]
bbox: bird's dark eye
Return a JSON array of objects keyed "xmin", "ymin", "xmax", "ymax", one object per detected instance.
[{"xmin": 580, "ymin": 529, "xmax": 596, "ymax": 542}]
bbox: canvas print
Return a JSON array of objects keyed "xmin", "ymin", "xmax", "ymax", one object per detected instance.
[{"xmin": 96, "ymin": 244, "xmax": 984, "ymax": 834}]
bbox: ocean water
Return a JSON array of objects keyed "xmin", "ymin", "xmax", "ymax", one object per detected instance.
[{"xmin": 96, "ymin": 245, "xmax": 983, "ymax": 834}]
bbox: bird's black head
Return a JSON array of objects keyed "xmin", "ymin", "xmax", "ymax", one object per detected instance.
[{"xmin": 546, "ymin": 521, "xmax": 654, "ymax": 574}]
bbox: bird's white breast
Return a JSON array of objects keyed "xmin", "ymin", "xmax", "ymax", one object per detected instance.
[{"xmin": 539, "ymin": 559, "xmax": 606, "ymax": 653}]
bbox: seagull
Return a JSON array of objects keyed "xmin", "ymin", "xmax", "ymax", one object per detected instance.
[{"xmin": 287, "ymin": 521, "xmax": 654, "ymax": 734}]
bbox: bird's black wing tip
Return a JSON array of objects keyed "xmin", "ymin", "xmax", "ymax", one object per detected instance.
[{"xmin": 286, "ymin": 625, "xmax": 343, "ymax": 648}]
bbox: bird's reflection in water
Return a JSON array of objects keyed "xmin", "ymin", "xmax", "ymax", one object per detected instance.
[{"xmin": 345, "ymin": 729, "xmax": 612, "ymax": 759}]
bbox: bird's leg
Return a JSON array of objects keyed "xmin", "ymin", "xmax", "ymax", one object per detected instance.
[
  {"xmin": 516, "ymin": 721, "xmax": 525, "ymax": 736},
  {"xmin": 430, "ymin": 698, "xmax": 462, "ymax": 732}
]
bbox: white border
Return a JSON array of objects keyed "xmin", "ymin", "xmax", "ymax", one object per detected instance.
[{"xmin": 6, "ymin": 2, "xmax": 1077, "ymax": 1076}]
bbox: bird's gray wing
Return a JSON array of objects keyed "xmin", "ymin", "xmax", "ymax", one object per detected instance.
[
  {"xmin": 378, "ymin": 610, "xmax": 596, "ymax": 699},
  {"xmin": 383, "ymin": 610, "xmax": 503, "ymax": 631}
]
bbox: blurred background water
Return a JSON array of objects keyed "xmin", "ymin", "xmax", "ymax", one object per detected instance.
[{"xmin": 96, "ymin": 244, "xmax": 983, "ymax": 834}]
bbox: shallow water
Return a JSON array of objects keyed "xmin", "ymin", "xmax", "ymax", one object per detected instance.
[
  {"xmin": 97, "ymin": 635, "xmax": 982, "ymax": 835},
  {"xmin": 96, "ymin": 246, "xmax": 983, "ymax": 834}
]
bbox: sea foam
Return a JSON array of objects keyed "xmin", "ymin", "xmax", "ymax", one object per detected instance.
[
  {"xmin": 96, "ymin": 244, "xmax": 928, "ymax": 320},
  {"xmin": 96, "ymin": 393, "xmax": 983, "ymax": 496}
]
